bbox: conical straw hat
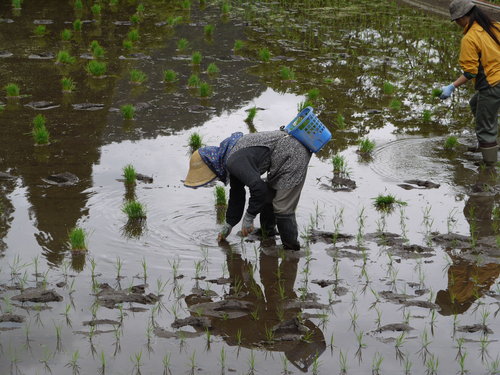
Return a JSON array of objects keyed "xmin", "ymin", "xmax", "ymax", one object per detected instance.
[{"xmin": 184, "ymin": 150, "xmax": 217, "ymax": 188}]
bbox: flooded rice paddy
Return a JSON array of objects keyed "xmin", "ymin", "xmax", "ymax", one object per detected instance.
[{"xmin": 1, "ymin": 0, "xmax": 499, "ymax": 374}]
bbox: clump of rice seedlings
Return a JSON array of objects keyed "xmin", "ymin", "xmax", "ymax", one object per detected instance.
[
  {"xmin": 109, "ymin": 0, "xmax": 118, "ymax": 6},
  {"xmin": 56, "ymin": 50, "xmax": 76, "ymax": 64},
  {"xmin": 258, "ymin": 47, "xmax": 271, "ymax": 62},
  {"xmin": 136, "ymin": 3, "xmax": 145, "ymax": 14},
  {"xmin": 422, "ymin": 109, "xmax": 432, "ymax": 122},
  {"xmin": 245, "ymin": 107, "xmax": 257, "ymax": 124},
  {"xmin": 199, "ymin": 82, "xmax": 212, "ymax": 97},
  {"xmin": 204, "ymin": 24, "xmax": 214, "ymax": 37},
  {"xmin": 73, "ymin": 19, "xmax": 82, "ymax": 32},
  {"xmin": 166, "ymin": 15, "xmax": 183, "ymax": 27},
  {"xmin": 336, "ymin": 113, "xmax": 346, "ymax": 129},
  {"xmin": 188, "ymin": 132, "xmax": 203, "ymax": 152},
  {"xmin": 130, "ymin": 13, "xmax": 141, "ymax": 24},
  {"xmin": 444, "ymin": 136, "xmax": 459, "ymax": 150},
  {"xmin": 390, "ymin": 99, "xmax": 402, "ymax": 110},
  {"xmin": 90, "ymin": 41, "xmax": 105, "ymax": 59},
  {"xmin": 86, "ymin": 60, "xmax": 107, "ymax": 77},
  {"xmin": 177, "ymin": 38, "xmax": 189, "ymax": 51},
  {"xmin": 331, "ymin": 153, "xmax": 349, "ymax": 176},
  {"xmin": 181, "ymin": 0, "xmax": 191, "ymax": 10},
  {"xmin": 61, "ymin": 29, "xmax": 72, "ymax": 41},
  {"xmin": 127, "ymin": 29, "xmax": 140, "ymax": 42},
  {"xmin": 358, "ymin": 138, "xmax": 375, "ymax": 155},
  {"xmin": 122, "ymin": 39, "xmax": 133, "ymax": 51},
  {"xmin": 207, "ymin": 62, "xmax": 219, "ymax": 75},
  {"xmin": 34, "ymin": 25, "xmax": 47, "ymax": 36},
  {"xmin": 234, "ymin": 40, "xmax": 244, "ymax": 53},
  {"xmin": 188, "ymin": 74, "xmax": 200, "ymax": 88},
  {"xmin": 91, "ymin": 4, "xmax": 101, "ymax": 17},
  {"xmin": 214, "ymin": 186, "xmax": 227, "ymax": 206},
  {"xmin": 163, "ymin": 69, "xmax": 178, "ymax": 83},
  {"xmin": 5, "ymin": 83, "xmax": 20, "ymax": 97},
  {"xmin": 12, "ymin": 0, "xmax": 22, "ymax": 9},
  {"xmin": 221, "ymin": 1, "xmax": 231, "ymax": 14},
  {"xmin": 123, "ymin": 164, "xmax": 137, "ymax": 184},
  {"xmin": 68, "ymin": 227, "xmax": 87, "ymax": 251},
  {"xmin": 32, "ymin": 118, "xmax": 49, "ymax": 145},
  {"xmin": 33, "ymin": 114, "xmax": 46, "ymax": 130},
  {"xmin": 297, "ymin": 100, "xmax": 313, "ymax": 112},
  {"xmin": 279, "ymin": 66, "xmax": 295, "ymax": 80},
  {"xmin": 373, "ymin": 194, "xmax": 407, "ymax": 212},
  {"xmin": 122, "ymin": 200, "xmax": 146, "ymax": 220},
  {"xmin": 432, "ymin": 88, "xmax": 443, "ymax": 98},
  {"xmin": 307, "ymin": 88, "xmax": 320, "ymax": 102},
  {"xmin": 74, "ymin": 0, "xmax": 83, "ymax": 10},
  {"xmin": 383, "ymin": 81, "xmax": 395, "ymax": 95},
  {"xmin": 120, "ymin": 104, "xmax": 135, "ymax": 119},
  {"xmin": 129, "ymin": 69, "xmax": 147, "ymax": 84},
  {"xmin": 191, "ymin": 51, "xmax": 202, "ymax": 65}
]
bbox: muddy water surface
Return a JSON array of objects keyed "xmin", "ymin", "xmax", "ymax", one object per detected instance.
[{"xmin": 0, "ymin": 0, "xmax": 499, "ymax": 374}]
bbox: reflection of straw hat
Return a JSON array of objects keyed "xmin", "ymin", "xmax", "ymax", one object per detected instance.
[{"xmin": 184, "ymin": 150, "xmax": 216, "ymax": 188}]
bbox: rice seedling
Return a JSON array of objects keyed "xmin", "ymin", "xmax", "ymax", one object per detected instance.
[
  {"xmin": 163, "ymin": 69, "xmax": 178, "ymax": 83},
  {"xmin": 188, "ymin": 132, "xmax": 203, "ymax": 152},
  {"xmin": 432, "ymin": 88, "xmax": 443, "ymax": 98},
  {"xmin": 131, "ymin": 351, "xmax": 143, "ymax": 374},
  {"xmin": 129, "ymin": 69, "xmax": 147, "ymax": 84},
  {"xmin": 207, "ymin": 62, "xmax": 219, "ymax": 75},
  {"xmin": 122, "ymin": 39, "xmax": 133, "ymax": 51},
  {"xmin": 373, "ymin": 194, "xmax": 407, "ymax": 212},
  {"xmin": 130, "ymin": 13, "xmax": 141, "ymax": 24},
  {"xmin": 221, "ymin": 1, "xmax": 231, "ymax": 14},
  {"xmin": 65, "ymin": 350, "xmax": 80, "ymax": 373},
  {"xmin": 12, "ymin": 0, "xmax": 22, "ymax": 9},
  {"xmin": 279, "ymin": 66, "xmax": 295, "ymax": 80},
  {"xmin": 331, "ymin": 153, "xmax": 349, "ymax": 175},
  {"xmin": 32, "ymin": 124, "xmax": 50, "ymax": 145},
  {"xmin": 198, "ymin": 81, "xmax": 212, "ymax": 97},
  {"xmin": 123, "ymin": 164, "xmax": 137, "ymax": 185},
  {"xmin": 127, "ymin": 29, "xmax": 140, "ymax": 42},
  {"xmin": 339, "ymin": 350, "xmax": 348, "ymax": 374},
  {"xmin": 191, "ymin": 51, "xmax": 202, "ymax": 65},
  {"xmin": 234, "ymin": 39, "xmax": 244, "ymax": 52},
  {"xmin": 307, "ymin": 88, "xmax": 320, "ymax": 102},
  {"xmin": 390, "ymin": 99, "xmax": 402, "ymax": 110},
  {"xmin": 188, "ymin": 74, "xmax": 200, "ymax": 88},
  {"xmin": 33, "ymin": 114, "xmax": 46, "ymax": 130},
  {"xmin": 85, "ymin": 60, "xmax": 107, "ymax": 77},
  {"xmin": 91, "ymin": 4, "xmax": 101, "ymax": 17},
  {"xmin": 177, "ymin": 38, "xmax": 189, "ymax": 51},
  {"xmin": 120, "ymin": 104, "xmax": 135, "ymax": 120},
  {"xmin": 91, "ymin": 44, "xmax": 105, "ymax": 59},
  {"xmin": 34, "ymin": 25, "xmax": 46, "ymax": 36},
  {"xmin": 358, "ymin": 137, "xmax": 375, "ymax": 155},
  {"xmin": 372, "ymin": 352, "xmax": 384, "ymax": 374},
  {"xmin": 204, "ymin": 24, "xmax": 214, "ymax": 37},
  {"xmin": 383, "ymin": 81, "xmax": 395, "ymax": 95},
  {"xmin": 74, "ymin": 0, "xmax": 82, "ymax": 10},
  {"xmin": 248, "ymin": 350, "xmax": 256, "ymax": 373},
  {"xmin": 73, "ymin": 19, "xmax": 82, "ymax": 32},
  {"xmin": 245, "ymin": 106, "xmax": 257, "ymax": 124},
  {"xmin": 61, "ymin": 77, "xmax": 76, "ymax": 93},
  {"xmin": 56, "ymin": 50, "xmax": 76, "ymax": 64},
  {"xmin": 181, "ymin": 0, "xmax": 191, "ymax": 10},
  {"xmin": 122, "ymin": 200, "xmax": 146, "ymax": 219},
  {"xmin": 166, "ymin": 15, "xmax": 183, "ymax": 27},
  {"xmin": 258, "ymin": 47, "xmax": 271, "ymax": 62},
  {"xmin": 425, "ymin": 355, "xmax": 439, "ymax": 375},
  {"xmin": 214, "ymin": 185, "xmax": 226, "ymax": 206},
  {"xmin": 422, "ymin": 109, "xmax": 432, "ymax": 122},
  {"xmin": 162, "ymin": 353, "xmax": 171, "ymax": 374},
  {"xmin": 444, "ymin": 135, "xmax": 459, "ymax": 150},
  {"xmin": 68, "ymin": 227, "xmax": 87, "ymax": 250},
  {"xmin": 61, "ymin": 29, "xmax": 72, "ymax": 41}
]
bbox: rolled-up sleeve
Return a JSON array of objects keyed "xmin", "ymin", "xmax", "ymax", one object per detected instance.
[{"xmin": 459, "ymin": 35, "xmax": 479, "ymax": 79}]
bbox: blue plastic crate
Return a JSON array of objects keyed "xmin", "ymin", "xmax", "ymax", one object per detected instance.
[{"xmin": 284, "ymin": 107, "xmax": 331, "ymax": 153}]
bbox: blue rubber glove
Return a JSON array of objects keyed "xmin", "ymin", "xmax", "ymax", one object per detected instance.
[
  {"xmin": 217, "ymin": 223, "xmax": 232, "ymax": 241},
  {"xmin": 439, "ymin": 84, "xmax": 455, "ymax": 100},
  {"xmin": 241, "ymin": 212, "xmax": 256, "ymax": 237}
]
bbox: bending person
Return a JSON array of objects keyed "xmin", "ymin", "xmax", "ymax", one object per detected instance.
[
  {"xmin": 439, "ymin": 0, "xmax": 500, "ymax": 166},
  {"xmin": 184, "ymin": 130, "xmax": 313, "ymax": 250}
]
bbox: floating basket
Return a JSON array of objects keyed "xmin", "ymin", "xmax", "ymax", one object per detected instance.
[{"xmin": 284, "ymin": 107, "xmax": 331, "ymax": 153}]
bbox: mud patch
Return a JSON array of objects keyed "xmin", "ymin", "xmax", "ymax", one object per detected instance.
[
  {"xmin": 72, "ymin": 103, "xmax": 105, "ymax": 111},
  {"xmin": 171, "ymin": 316, "xmax": 212, "ymax": 329},
  {"xmin": 375, "ymin": 323, "xmax": 414, "ymax": 332},
  {"xmin": 28, "ymin": 52, "xmax": 55, "ymax": 60},
  {"xmin": 456, "ymin": 324, "xmax": 493, "ymax": 334},
  {"xmin": 154, "ymin": 326, "xmax": 204, "ymax": 339},
  {"xmin": 83, "ymin": 319, "xmax": 121, "ymax": 326},
  {"xmin": 11, "ymin": 287, "xmax": 63, "ymax": 303},
  {"xmin": 188, "ymin": 300, "xmax": 254, "ymax": 319},
  {"xmin": 42, "ymin": 172, "xmax": 79, "ymax": 186},
  {"xmin": 25, "ymin": 101, "xmax": 60, "ymax": 110},
  {"xmin": 308, "ymin": 229, "xmax": 354, "ymax": 244},
  {"xmin": 320, "ymin": 176, "xmax": 357, "ymax": 192},
  {"xmin": 398, "ymin": 179, "xmax": 440, "ymax": 190},
  {"xmin": 0, "ymin": 313, "xmax": 25, "ymax": 323},
  {"xmin": 96, "ymin": 283, "xmax": 159, "ymax": 308}
]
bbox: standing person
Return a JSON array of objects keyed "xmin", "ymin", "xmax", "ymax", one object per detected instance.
[
  {"xmin": 439, "ymin": 0, "xmax": 500, "ymax": 166},
  {"xmin": 183, "ymin": 129, "xmax": 313, "ymax": 250}
]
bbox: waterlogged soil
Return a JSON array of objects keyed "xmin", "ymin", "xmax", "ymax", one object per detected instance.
[{"xmin": 1, "ymin": 0, "xmax": 499, "ymax": 374}]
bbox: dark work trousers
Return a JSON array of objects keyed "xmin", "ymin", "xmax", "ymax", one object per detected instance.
[{"xmin": 470, "ymin": 84, "xmax": 500, "ymax": 147}]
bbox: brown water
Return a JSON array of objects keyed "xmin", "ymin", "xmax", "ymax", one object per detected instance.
[{"xmin": 0, "ymin": 0, "xmax": 499, "ymax": 374}]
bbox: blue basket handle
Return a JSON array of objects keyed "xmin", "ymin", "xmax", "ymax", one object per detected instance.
[{"xmin": 285, "ymin": 106, "xmax": 314, "ymax": 132}]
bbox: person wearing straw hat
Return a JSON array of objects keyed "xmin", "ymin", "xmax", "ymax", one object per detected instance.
[
  {"xmin": 438, "ymin": 0, "xmax": 500, "ymax": 166},
  {"xmin": 184, "ymin": 130, "xmax": 312, "ymax": 250}
]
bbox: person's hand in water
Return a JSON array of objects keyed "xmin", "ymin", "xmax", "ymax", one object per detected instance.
[{"xmin": 240, "ymin": 212, "xmax": 255, "ymax": 236}]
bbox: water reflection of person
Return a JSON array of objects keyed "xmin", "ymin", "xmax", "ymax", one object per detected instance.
[
  {"xmin": 185, "ymin": 244, "xmax": 326, "ymax": 372},
  {"xmin": 436, "ymin": 168, "xmax": 500, "ymax": 315}
]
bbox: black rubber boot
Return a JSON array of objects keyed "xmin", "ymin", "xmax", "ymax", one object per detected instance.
[
  {"xmin": 276, "ymin": 213, "xmax": 300, "ymax": 250},
  {"xmin": 259, "ymin": 202, "xmax": 277, "ymax": 238},
  {"xmin": 479, "ymin": 146, "xmax": 498, "ymax": 167}
]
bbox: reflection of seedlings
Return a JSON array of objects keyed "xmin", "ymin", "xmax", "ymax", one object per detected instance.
[
  {"xmin": 199, "ymin": 81, "xmax": 212, "ymax": 97},
  {"xmin": 122, "ymin": 200, "xmax": 146, "ymax": 219},
  {"xmin": 457, "ymin": 352, "xmax": 467, "ymax": 375},
  {"xmin": 177, "ymin": 38, "xmax": 189, "ymax": 51},
  {"xmin": 123, "ymin": 164, "xmax": 137, "ymax": 184},
  {"xmin": 188, "ymin": 132, "xmax": 203, "ymax": 152},
  {"xmin": 204, "ymin": 24, "xmax": 214, "ymax": 37},
  {"xmin": 383, "ymin": 81, "xmax": 395, "ymax": 95},
  {"xmin": 61, "ymin": 77, "xmax": 76, "ymax": 93},
  {"xmin": 120, "ymin": 104, "xmax": 135, "ymax": 120},
  {"xmin": 56, "ymin": 50, "xmax": 76, "ymax": 64},
  {"xmin": 61, "ymin": 29, "xmax": 72, "ymax": 41},
  {"xmin": 444, "ymin": 136, "xmax": 459, "ymax": 150},
  {"xmin": 358, "ymin": 137, "xmax": 375, "ymax": 155},
  {"xmin": 5, "ymin": 83, "xmax": 20, "ymax": 97},
  {"xmin": 336, "ymin": 113, "xmax": 346, "ymax": 129},
  {"xmin": 245, "ymin": 107, "xmax": 257, "ymax": 124},
  {"xmin": 422, "ymin": 109, "xmax": 432, "ymax": 122},
  {"xmin": 234, "ymin": 39, "xmax": 244, "ymax": 53},
  {"xmin": 188, "ymin": 74, "xmax": 200, "ymax": 88},
  {"xmin": 259, "ymin": 47, "xmax": 271, "ymax": 62},
  {"xmin": 191, "ymin": 51, "xmax": 202, "ymax": 65},
  {"xmin": 34, "ymin": 25, "xmax": 47, "ymax": 36},
  {"xmin": 73, "ymin": 19, "xmax": 82, "ymax": 32},
  {"xmin": 279, "ymin": 66, "xmax": 295, "ymax": 80},
  {"xmin": 69, "ymin": 227, "xmax": 87, "ymax": 251},
  {"xmin": 432, "ymin": 88, "xmax": 443, "ymax": 98},
  {"xmin": 129, "ymin": 69, "xmax": 147, "ymax": 84},
  {"xmin": 207, "ymin": 62, "xmax": 219, "ymax": 75},
  {"xmin": 390, "ymin": 99, "xmax": 402, "ymax": 110},
  {"xmin": 86, "ymin": 60, "xmax": 107, "ymax": 77},
  {"xmin": 372, "ymin": 352, "xmax": 383, "ymax": 374},
  {"xmin": 373, "ymin": 194, "xmax": 407, "ymax": 212},
  {"xmin": 404, "ymin": 356, "xmax": 413, "ymax": 374},
  {"xmin": 163, "ymin": 69, "xmax": 178, "ymax": 83}
]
